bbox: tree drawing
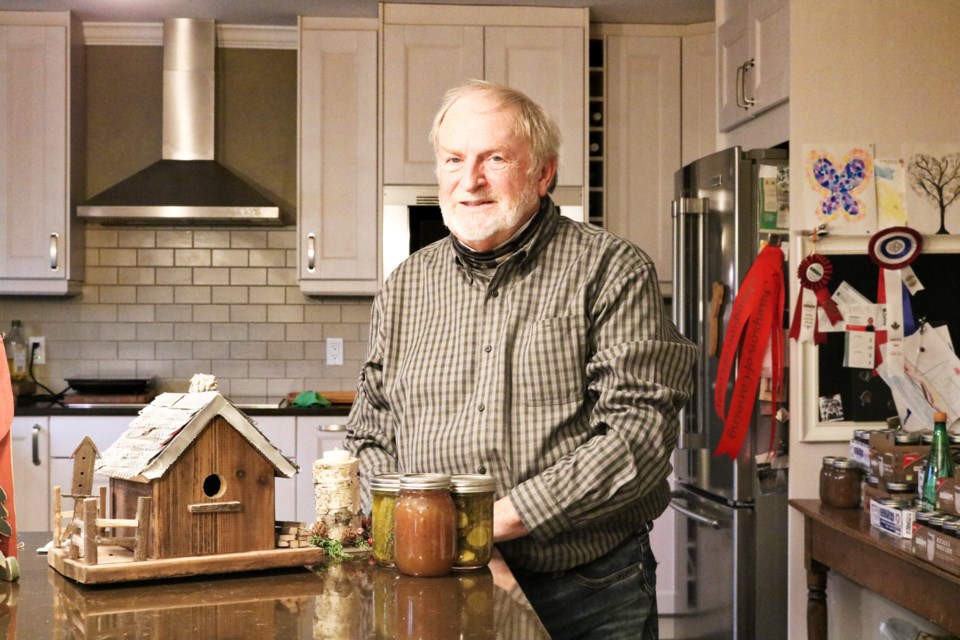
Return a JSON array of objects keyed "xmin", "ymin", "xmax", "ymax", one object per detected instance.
[{"xmin": 907, "ymin": 153, "xmax": 960, "ymax": 234}]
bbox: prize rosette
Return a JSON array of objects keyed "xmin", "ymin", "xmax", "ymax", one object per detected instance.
[
  {"xmin": 867, "ymin": 226, "xmax": 922, "ymax": 269},
  {"xmin": 789, "ymin": 253, "xmax": 842, "ymax": 344}
]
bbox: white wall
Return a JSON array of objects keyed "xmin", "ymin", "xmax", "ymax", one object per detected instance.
[{"xmin": 787, "ymin": 2, "xmax": 960, "ymax": 638}]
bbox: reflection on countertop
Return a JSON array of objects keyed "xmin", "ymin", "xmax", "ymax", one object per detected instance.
[{"xmin": 11, "ymin": 532, "xmax": 548, "ymax": 639}]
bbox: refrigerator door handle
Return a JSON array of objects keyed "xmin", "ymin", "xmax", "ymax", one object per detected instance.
[{"xmin": 669, "ymin": 492, "xmax": 723, "ymax": 529}]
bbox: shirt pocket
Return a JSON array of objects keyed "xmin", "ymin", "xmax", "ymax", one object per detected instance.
[{"xmin": 517, "ymin": 315, "xmax": 587, "ymax": 406}]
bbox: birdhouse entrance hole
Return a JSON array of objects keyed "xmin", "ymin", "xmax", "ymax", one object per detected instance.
[{"xmin": 202, "ymin": 474, "xmax": 225, "ymax": 498}]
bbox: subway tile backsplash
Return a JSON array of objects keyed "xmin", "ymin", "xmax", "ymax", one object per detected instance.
[{"xmin": 0, "ymin": 225, "xmax": 373, "ymax": 401}]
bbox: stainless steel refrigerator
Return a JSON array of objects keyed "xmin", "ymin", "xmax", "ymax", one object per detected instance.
[{"xmin": 669, "ymin": 146, "xmax": 789, "ymax": 640}]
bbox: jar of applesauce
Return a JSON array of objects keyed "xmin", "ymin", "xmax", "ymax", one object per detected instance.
[
  {"xmin": 371, "ymin": 473, "xmax": 402, "ymax": 567},
  {"xmin": 395, "ymin": 473, "xmax": 457, "ymax": 577},
  {"xmin": 450, "ymin": 474, "xmax": 496, "ymax": 570}
]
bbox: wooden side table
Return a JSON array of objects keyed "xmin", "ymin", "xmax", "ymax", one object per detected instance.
[{"xmin": 790, "ymin": 499, "xmax": 960, "ymax": 640}]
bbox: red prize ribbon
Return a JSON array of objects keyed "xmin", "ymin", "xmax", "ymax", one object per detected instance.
[
  {"xmin": 788, "ymin": 253, "xmax": 842, "ymax": 344},
  {"xmin": 714, "ymin": 245, "xmax": 785, "ymax": 460}
]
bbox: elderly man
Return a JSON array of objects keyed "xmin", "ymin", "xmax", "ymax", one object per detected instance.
[{"xmin": 345, "ymin": 79, "xmax": 695, "ymax": 639}]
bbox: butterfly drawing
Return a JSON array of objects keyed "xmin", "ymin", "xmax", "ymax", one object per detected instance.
[{"xmin": 806, "ymin": 148, "xmax": 874, "ymax": 222}]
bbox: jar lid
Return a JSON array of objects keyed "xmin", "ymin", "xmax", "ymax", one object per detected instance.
[
  {"xmin": 928, "ymin": 514, "xmax": 948, "ymax": 527},
  {"xmin": 916, "ymin": 510, "xmax": 932, "ymax": 523},
  {"xmin": 885, "ymin": 481, "xmax": 916, "ymax": 492},
  {"xmin": 370, "ymin": 473, "xmax": 402, "ymax": 492},
  {"xmin": 894, "ymin": 431, "xmax": 921, "ymax": 444},
  {"xmin": 878, "ymin": 497, "xmax": 913, "ymax": 508},
  {"xmin": 949, "ymin": 432, "xmax": 960, "ymax": 444},
  {"xmin": 853, "ymin": 429, "xmax": 872, "ymax": 441},
  {"xmin": 399, "ymin": 473, "xmax": 451, "ymax": 490},
  {"xmin": 943, "ymin": 518, "xmax": 960, "ymax": 533},
  {"xmin": 866, "ymin": 475, "xmax": 879, "ymax": 486},
  {"xmin": 450, "ymin": 474, "xmax": 496, "ymax": 493},
  {"xmin": 821, "ymin": 455, "xmax": 838, "ymax": 465},
  {"xmin": 832, "ymin": 458, "xmax": 861, "ymax": 469}
]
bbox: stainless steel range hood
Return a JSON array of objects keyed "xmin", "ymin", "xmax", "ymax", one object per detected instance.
[{"xmin": 78, "ymin": 19, "xmax": 286, "ymax": 225}]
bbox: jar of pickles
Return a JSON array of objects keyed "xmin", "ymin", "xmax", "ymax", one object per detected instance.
[
  {"xmin": 371, "ymin": 473, "xmax": 402, "ymax": 567},
  {"xmin": 394, "ymin": 473, "xmax": 457, "ymax": 577},
  {"xmin": 450, "ymin": 474, "xmax": 496, "ymax": 570}
]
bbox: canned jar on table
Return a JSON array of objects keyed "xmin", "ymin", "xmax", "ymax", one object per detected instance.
[
  {"xmin": 394, "ymin": 473, "xmax": 457, "ymax": 577},
  {"xmin": 450, "ymin": 474, "xmax": 496, "ymax": 570}
]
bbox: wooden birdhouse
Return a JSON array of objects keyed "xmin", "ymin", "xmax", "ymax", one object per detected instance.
[{"xmin": 95, "ymin": 392, "xmax": 298, "ymax": 560}]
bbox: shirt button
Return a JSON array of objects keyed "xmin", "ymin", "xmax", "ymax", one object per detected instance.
[
  {"xmin": 484, "ymin": 344, "xmax": 492, "ymax": 353},
  {"xmin": 490, "ymin": 290, "xmax": 499, "ymax": 298},
  {"xmin": 478, "ymin": 465, "xmax": 487, "ymax": 474},
  {"xmin": 478, "ymin": 404, "xmax": 485, "ymax": 412}
]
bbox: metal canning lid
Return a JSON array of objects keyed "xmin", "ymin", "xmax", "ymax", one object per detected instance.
[
  {"xmin": 943, "ymin": 518, "xmax": 960, "ymax": 532},
  {"xmin": 831, "ymin": 458, "xmax": 861, "ymax": 469},
  {"xmin": 399, "ymin": 473, "xmax": 451, "ymax": 490},
  {"xmin": 893, "ymin": 431, "xmax": 920, "ymax": 444},
  {"xmin": 854, "ymin": 429, "xmax": 872, "ymax": 442},
  {"xmin": 928, "ymin": 515, "xmax": 948, "ymax": 527},
  {"xmin": 822, "ymin": 456, "xmax": 837, "ymax": 465},
  {"xmin": 885, "ymin": 481, "xmax": 916, "ymax": 492},
  {"xmin": 866, "ymin": 475, "xmax": 879, "ymax": 486},
  {"xmin": 949, "ymin": 432, "xmax": 960, "ymax": 444},
  {"xmin": 370, "ymin": 473, "xmax": 402, "ymax": 492},
  {"xmin": 922, "ymin": 432, "xmax": 933, "ymax": 444},
  {"xmin": 450, "ymin": 474, "xmax": 497, "ymax": 494},
  {"xmin": 879, "ymin": 497, "xmax": 913, "ymax": 508},
  {"xmin": 916, "ymin": 510, "xmax": 932, "ymax": 523}
]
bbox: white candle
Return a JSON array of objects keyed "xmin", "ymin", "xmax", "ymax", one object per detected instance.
[{"xmin": 323, "ymin": 447, "xmax": 352, "ymax": 462}]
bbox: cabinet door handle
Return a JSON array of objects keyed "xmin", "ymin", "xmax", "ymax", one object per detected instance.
[
  {"xmin": 307, "ymin": 233, "xmax": 316, "ymax": 272},
  {"xmin": 741, "ymin": 58, "xmax": 756, "ymax": 107},
  {"xmin": 49, "ymin": 233, "xmax": 60, "ymax": 271},
  {"xmin": 32, "ymin": 424, "xmax": 42, "ymax": 466}
]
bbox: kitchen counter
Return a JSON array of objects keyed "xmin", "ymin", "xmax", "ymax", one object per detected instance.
[{"xmin": 9, "ymin": 532, "xmax": 549, "ymax": 639}]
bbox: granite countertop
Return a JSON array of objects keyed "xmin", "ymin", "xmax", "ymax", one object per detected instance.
[
  {"xmin": 13, "ymin": 404, "xmax": 352, "ymax": 417},
  {"xmin": 11, "ymin": 532, "xmax": 549, "ymax": 639}
]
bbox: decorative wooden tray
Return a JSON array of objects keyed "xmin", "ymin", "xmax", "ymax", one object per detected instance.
[{"xmin": 48, "ymin": 544, "xmax": 327, "ymax": 585}]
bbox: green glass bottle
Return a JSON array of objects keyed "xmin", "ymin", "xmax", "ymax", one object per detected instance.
[{"xmin": 921, "ymin": 411, "xmax": 957, "ymax": 510}]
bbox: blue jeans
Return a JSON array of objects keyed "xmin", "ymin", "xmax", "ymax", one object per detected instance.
[{"xmin": 511, "ymin": 528, "xmax": 658, "ymax": 640}]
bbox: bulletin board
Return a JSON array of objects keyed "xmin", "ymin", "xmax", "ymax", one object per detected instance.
[{"xmin": 798, "ymin": 233, "xmax": 960, "ymax": 441}]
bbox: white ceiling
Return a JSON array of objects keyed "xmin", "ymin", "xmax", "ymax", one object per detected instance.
[{"xmin": 0, "ymin": 0, "xmax": 714, "ymax": 26}]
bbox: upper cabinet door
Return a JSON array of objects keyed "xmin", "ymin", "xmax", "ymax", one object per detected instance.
[
  {"xmin": 298, "ymin": 23, "xmax": 379, "ymax": 295},
  {"xmin": 0, "ymin": 16, "xmax": 82, "ymax": 294},
  {"xmin": 749, "ymin": 0, "xmax": 789, "ymax": 115},
  {"xmin": 717, "ymin": 0, "xmax": 789, "ymax": 132},
  {"xmin": 485, "ymin": 26, "xmax": 585, "ymax": 188},
  {"xmin": 604, "ymin": 35, "xmax": 680, "ymax": 295},
  {"xmin": 382, "ymin": 24, "xmax": 483, "ymax": 185}
]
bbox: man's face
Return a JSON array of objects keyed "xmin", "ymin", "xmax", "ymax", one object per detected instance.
[{"xmin": 435, "ymin": 93, "xmax": 554, "ymax": 252}]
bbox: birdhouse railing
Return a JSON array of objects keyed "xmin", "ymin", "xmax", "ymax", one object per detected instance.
[{"xmin": 52, "ymin": 485, "xmax": 152, "ymax": 564}]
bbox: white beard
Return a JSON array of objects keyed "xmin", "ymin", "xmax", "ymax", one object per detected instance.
[{"xmin": 440, "ymin": 179, "xmax": 541, "ymax": 247}]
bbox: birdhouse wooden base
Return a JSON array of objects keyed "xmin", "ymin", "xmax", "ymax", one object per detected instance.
[{"xmin": 47, "ymin": 543, "xmax": 327, "ymax": 585}]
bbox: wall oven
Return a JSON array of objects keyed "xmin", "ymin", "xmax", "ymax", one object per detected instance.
[{"xmin": 382, "ymin": 185, "xmax": 584, "ymax": 279}]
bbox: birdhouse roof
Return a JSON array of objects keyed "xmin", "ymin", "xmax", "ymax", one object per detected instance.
[{"xmin": 95, "ymin": 391, "xmax": 299, "ymax": 483}]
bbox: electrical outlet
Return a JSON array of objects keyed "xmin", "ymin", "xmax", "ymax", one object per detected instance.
[
  {"xmin": 326, "ymin": 337, "xmax": 344, "ymax": 366},
  {"xmin": 29, "ymin": 336, "xmax": 45, "ymax": 364}
]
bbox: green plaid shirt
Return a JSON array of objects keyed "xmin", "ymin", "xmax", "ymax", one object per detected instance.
[{"xmin": 345, "ymin": 198, "xmax": 696, "ymax": 572}]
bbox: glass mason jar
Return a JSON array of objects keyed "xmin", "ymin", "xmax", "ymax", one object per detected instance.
[
  {"xmin": 450, "ymin": 474, "xmax": 496, "ymax": 570},
  {"xmin": 819, "ymin": 456, "xmax": 838, "ymax": 505},
  {"xmin": 371, "ymin": 473, "xmax": 402, "ymax": 567},
  {"xmin": 394, "ymin": 473, "xmax": 457, "ymax": 577},
  {"xmin": 826, "ymin": 458, "xmax": 862, "ymax": 508}
]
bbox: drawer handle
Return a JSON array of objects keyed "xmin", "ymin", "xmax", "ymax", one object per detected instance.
[
  {"xmin": 50, "ymin": 233, "xmax": 60, "ymax": 271},
  {"xmin": 307, "ymin": 233, "xmax": 316, "ymax": 271},
  {"xmin": 32, "ymin": 424, "xmax": 42, "ymax": 465}
]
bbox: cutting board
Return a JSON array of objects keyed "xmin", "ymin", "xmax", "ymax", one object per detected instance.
[
  {"xmin": 286, "ymin": 391, "xmax": 356, "ymax": 405},
  {"xmin": 63, "ymin": 391, "xmax": 158, "ymax": 405}
]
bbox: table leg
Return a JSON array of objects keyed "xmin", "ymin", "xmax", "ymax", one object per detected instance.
[{"xmin": 806, "ymin": 558, "xmax": 828, "ymax": 640}]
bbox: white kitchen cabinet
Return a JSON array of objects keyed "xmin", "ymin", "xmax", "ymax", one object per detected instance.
[
  {"xmin": 681, "ymin": 29, "xmax": 718, "ymax": 167},
  {"xmin": 297, "ymin": 18, "xmax": 379, "ymax": 296},
  {"xmin": 295, "ymin": 416, "xmax": 348, "ymax": 524},
  {"xmin": 717, "ymin": 0, "xmax": 789, "ymax": 132},
  {"xmin": 604, "ymin": 34, "xmax": 680, "ymax": 296},
  {"xmin": 11, "ymin": 416, "xmax": 49, "ymax": 532},
  {"xmin": 382, "ymin": 5, "xmax": 587, "ymax": 190},
  {"xmin": 253, "ymin": 416, "xmax": 298, "ymax": 523},
  {"xmin": 0, "ymin": 12, "xmax": 83, "ymax": 295}
]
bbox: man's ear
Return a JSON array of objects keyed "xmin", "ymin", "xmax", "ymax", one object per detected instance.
[{"xmin": 537, "ymin": 158, "xmax": 559, "ymax": 196}]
